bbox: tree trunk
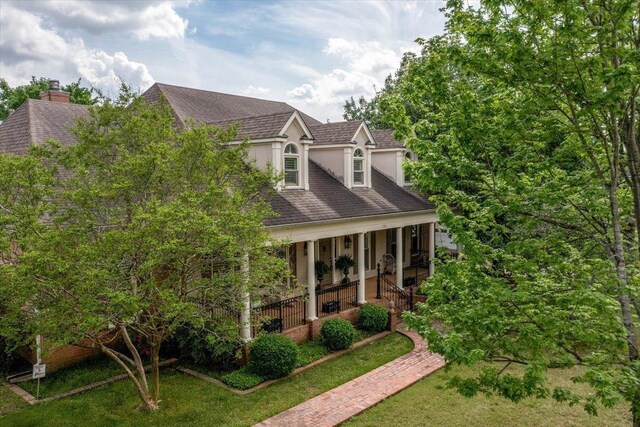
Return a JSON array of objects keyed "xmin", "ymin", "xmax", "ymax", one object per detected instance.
[
  {"xmin": 608, "ymin": 182, "xmax": 639, "ymax": 362},
  {"xmin": 99, "ymin": 326, "xmax": 159, "ymax": 411},
  {"xmin": 150, "ymin": 336, "xmax": 161, "ymax": 407},
  {"xmin": 99, "ymin": 344, "xmax": 156, "ymax": 411}
]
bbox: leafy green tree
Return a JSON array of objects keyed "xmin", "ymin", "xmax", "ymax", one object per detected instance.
[
  {"xmin": 0, "ymin": 77, "xmax": 98, "ymax": 120},
  {"xmin": 0, "ymin": 92, "xmax": 288, "ymax": 411},
  {"xmin": 379, "ymin": 2, "xmax": 639, "ymax": 425}
]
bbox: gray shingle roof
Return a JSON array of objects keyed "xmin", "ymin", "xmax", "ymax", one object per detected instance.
[
  {"xmin": 0, "ymin": 100, "xmax": 89, "ymax": 154},
  {"xmin": 210, "ymin": 111, "xmax": 296, "ymax": 140},
  {"xmin": 308, "ymin": 121, "xmax": 364, "ymax": 146},
  {"xmin": 265, "ymin": 160, "xmax": 434, "ymax": 226},
  {"xmin": 371, "ymin": 129, "xmax": 404, "ymax": 149},
  {"xmin": 144, "ymin": 83, "xmax": 322, "ymax": 127}
]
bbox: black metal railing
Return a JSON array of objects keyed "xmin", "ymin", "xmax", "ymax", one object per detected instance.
[
  {"xmin": 410, "ymin": 249, "xmax": 430, "ymax": 268},
  {"xmin": 192, "ymin": 299, "xmax": 241, "ymax": 324},
  {"xmin": 251, "ymin": 294, "xmax": 307, "ymax": 336},
  {"xmin": 402, "ymin": 264, "xmax": 430, "ymax": 288},
  {"xmin": 316, "ymin": 280, "xmax": 358, "ymax": 318},
  {"xmin": 377, "ymin": 263, "xmax": 414, "ymax": 312}
]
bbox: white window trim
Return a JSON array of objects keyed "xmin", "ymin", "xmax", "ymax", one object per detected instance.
[
  {"xmin": 353, "ymin": 148, "xmax": 365, "ymax": 187},
  {"xmin": 283, "ymin": 143, "xmax": 302, "ymax": 188}
]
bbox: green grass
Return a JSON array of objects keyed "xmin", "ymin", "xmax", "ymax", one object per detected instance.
[
  {"xmin": 0, "ymin": 386, "xmax": 26, "ymax": 417},
  {"xmin": 0, "ymin": 333, "xmax": 412, "ymax": 426},
  {"xmin": 18, "ymin": 356, "xmax": 124, "ymax": 399},
  {"xmin": 295, "ymin": 340, "xmax": 330, "ymax": 368},
  {"xmin": 344, "ymin": 364, "xmax": 631, "ymax": 427}
]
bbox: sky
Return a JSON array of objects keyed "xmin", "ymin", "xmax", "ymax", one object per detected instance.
[{"xmin": 0, "ymin": 0, "xmax": 447, "ymax": 121}]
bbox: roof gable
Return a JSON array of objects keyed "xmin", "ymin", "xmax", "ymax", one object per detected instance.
[{"xmin": 279, "ymin": 110, "xmax": 314, "ymax": 141}]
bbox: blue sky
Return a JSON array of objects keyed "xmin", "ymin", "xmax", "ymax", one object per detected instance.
[{"xmin": 0, "ymin": 1, "xmax": 447, "ymax": 121}]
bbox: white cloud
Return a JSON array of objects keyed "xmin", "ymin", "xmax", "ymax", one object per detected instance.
[
  {"xmin": 287, "ymin": 37, "xmax": 399, "ymax": 111},
  {"xmin": 0, "ymin": 3, "xmax": 154, "ymax": 93},
  {"xmin": 243, "ymin": 85, "xmax": 271, "ymax": 96},
  {"xmin": 9, "ymin": 1, "xmax": 190, "ymax": 40},
  {"xmin": 288, "ymin": 68, "xmax": 379, "ymax": 105}
]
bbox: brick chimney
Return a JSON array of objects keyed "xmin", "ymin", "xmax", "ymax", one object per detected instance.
[{"xmin": 40, "ymin": 80, "xmax": 70, "ymax": 103}]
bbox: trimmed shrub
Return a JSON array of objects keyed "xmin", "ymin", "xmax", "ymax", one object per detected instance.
[
  {"xmin": 248, "ymin": 334, "xmax": 298, "ymax": 379},
  {"xmin": 222, "ymin": 367, "xmax": 264, "ymax": 390},
  {"xmin": 320, "ymin": 318, "xmax": 357, "ymax": 351},
  {"xmin": 358, "ymin": 303, "xmax": 389, "ymax": 333},
  {"xmin": 175, "ymin": 318, "xmax": 241, "ymax": 370}
]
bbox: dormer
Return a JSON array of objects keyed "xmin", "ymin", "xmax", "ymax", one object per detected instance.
[
  {"xmin": 278, "ymin": 111, "xmax": 314, "ymax": 190},
  {"xmin": 370, "ymin": 129, "xmax": 412, "ymax": 187},
  {"xmin": 214, "ymin": 110, "xmax": 314, "ymax": 191},
  {"xmin": 308, "ymin": 121, "xmax": 375, "ymax": 189}
]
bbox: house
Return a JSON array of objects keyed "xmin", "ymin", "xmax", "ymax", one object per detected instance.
[{"xmin": 0, "ymin": 81, "xmax": 452, "ymax": 348}]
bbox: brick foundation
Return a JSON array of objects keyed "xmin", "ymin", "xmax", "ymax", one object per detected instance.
[
  {"xmin": 19, "ymin": 332, "xmax": 120, "ymax": 373},
  {"xmin": 281, "ymin": 306, "xmax": 361, "ymax": 343}
]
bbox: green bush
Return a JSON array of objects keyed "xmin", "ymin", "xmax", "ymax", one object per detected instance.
[
  {"xmin": 175, "ymin": 317, "xmax": 241, "ymax": 370},
  {"xmin": 320, "ymin": 318, "xmax": 357, "ymax": 351},
  {"xmin": 221, "ymin": 367, "xmax": 264, "ymax": 390},
  {"xmin": 0, "ymin": 335, "xmax": 19, "ymax": 376},
  {"xmin": 248, "ymin": 334, "xmax": 298, "ymax": 379},
  {"xmin": 358, "ymin": 303, "xmax": 389, "ymax": 333}
]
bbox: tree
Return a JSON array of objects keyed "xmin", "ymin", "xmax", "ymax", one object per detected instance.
[
  {"xmin": 0, "ymin": 77, "xmax": 98, "ymax": 120},
  {"xmin": 378, "ymin": 2, "xmax": 639, "ymax": 425},
  {"xmin": 0, "ymin": 91, "xmax": 288, "ymax": 411}
]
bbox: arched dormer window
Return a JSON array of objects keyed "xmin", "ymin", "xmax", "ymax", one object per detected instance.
[
  {"xmin": 284, "ymin": 143, "xmax": 300, "ymax": 187},
  {"xmin": 353, "ymin": 148, "xmax": 364, "ymax": 185},
  {"xmin": 404, "ymin": 152, "xmax": 412, "ymax": 184}
]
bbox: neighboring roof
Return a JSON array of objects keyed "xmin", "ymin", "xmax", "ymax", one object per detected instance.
[
  {"xmin": 144, "ymin": 83, "xmax": 322, "ymax": 127},
  {"xmin": 0, "ymin": 99, "xmax": 88, "ymax": 154},
  {"xmin": 308, "ymin": 121, "xmax": 364, "ymax": 146},
  {"xmin": 371, "ymin": 129, "xmax": 404, "ymax": 149},
  {"xmin": 266, "ymin": 161, "xmax": 434, "ymax": 226}
]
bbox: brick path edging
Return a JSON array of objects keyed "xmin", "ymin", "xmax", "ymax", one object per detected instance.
[{"xmin": 254, "ymin": 325, "xmax": 445, "ymax": 427}]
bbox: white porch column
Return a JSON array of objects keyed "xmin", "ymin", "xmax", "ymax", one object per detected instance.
[
  {"xmin": 429, "ymin": 222, "xmax": 436, "ymax": 276},
  {"xmin": 357, "ymin": 232, "xmax": 366, "ymax": 304},
  {"xmin": 396, "ymin": 227, "xmax": 403, "ymax": 289},
  {"xmin": 331, "ymin": 237, "xmax": 337, "ymax": 284},
  {"xmin": 240, "ymin": 252, "xmax": 251, "ymax": 342},
  {"xmin": 306, "ymin": 239, "xmax": 317, "ymax": 320}
]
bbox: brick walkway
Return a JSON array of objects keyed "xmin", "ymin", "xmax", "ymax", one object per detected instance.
[{"xmin": 254, "ymin": 326, "xmax": 445, "ymax": 427}]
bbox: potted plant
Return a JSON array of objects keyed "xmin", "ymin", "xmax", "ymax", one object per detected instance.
[
  {"xmin": 315, "ymin": 260, "xmax": 331, "ymax": 285},
  {"xmin": 335, "ymin": 254, "xmax": 356, "ymax": 284}
]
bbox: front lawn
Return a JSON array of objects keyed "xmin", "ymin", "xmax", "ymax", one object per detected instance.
[
  {"xmin": 0, "ymin": 332, "xmax": 412, "ymax": 426},
  {"xmin": 18, "ymin": 356, "xmax": 124, "ymax": 399},
  {"xmin": 344, "ymin": 364, "xmax": 631, "ymax": 427}
]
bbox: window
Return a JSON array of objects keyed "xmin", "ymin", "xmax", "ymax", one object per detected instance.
[
  {"xmin": 353, "ymin": 148, "xmax": 364, "ymax": 185},
  {"xmin": 404, "ymin": 152, "xmax": 412, "ymax": 184},
  {"xmin": 284, "ymin": 143, "xmax": 299, "ymax": 186}
]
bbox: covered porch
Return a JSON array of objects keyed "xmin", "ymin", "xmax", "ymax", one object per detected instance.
[{"xmin": 244, "ymin": 211, "xmax": 454, "ymax": 339}]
